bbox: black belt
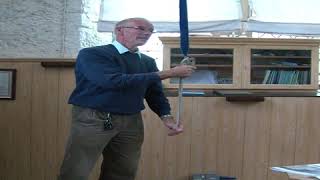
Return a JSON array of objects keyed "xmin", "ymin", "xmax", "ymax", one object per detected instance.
[{"xmin": 110, "ymin": 112, "xmax": 139, "ymax": 116}]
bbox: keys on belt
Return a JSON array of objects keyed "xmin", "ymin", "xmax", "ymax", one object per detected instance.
[
  {"xmin": 96, "ymin": 112, "xmax": 113, "ymax": 130},
  {"xmin": 103, "ymin": 113, "xmax": 113, "ymax": 130},
  {"xmin": 96, "ymin": 111, "xmax": 134, "ymax": 131}
]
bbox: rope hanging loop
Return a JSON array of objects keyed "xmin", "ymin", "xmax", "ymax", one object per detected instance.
[{"xmin": 175, "ymin": 56, "xmax": 195, "ymax": 127}]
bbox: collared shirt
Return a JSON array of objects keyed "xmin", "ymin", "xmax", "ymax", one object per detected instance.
[{"xmin": 112, "ymin": 40, "xmax": 141, "ymax": 58}]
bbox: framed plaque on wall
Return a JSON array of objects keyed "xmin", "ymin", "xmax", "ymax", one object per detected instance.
[{"xmin": 0, "ymin": 69, "xmax": 17, "ymax": 100}]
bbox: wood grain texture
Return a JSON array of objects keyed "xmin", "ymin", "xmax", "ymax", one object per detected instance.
[
  {"xmin": 295, "ymin": 98, "xmax": 320, "ymax": 164},
  {"xmin": 216, "ymin": 98, "xmax": 246, "ymax": 179},
  {"xmin": 30, "ymin": 64, "xmax": 60, "ymax": 180},
  {"xmin": 0, "ymin": 62, "xmax": 34, "ymax": 180},
  {"xmin": 242, "ymin": 99, "xmax": 272, "ymax": 180},
  {"xmin": 267, "ymin": 97, "xmax": 298, "ymax": 180}
]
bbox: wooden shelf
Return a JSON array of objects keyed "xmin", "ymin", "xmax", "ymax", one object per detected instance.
[
  {"xmin": 172, "ymin": 54, "xmax": 233, "ymax": 58},
  {"xmin": 252, "ymin": 55, "xmax": 311, "ymax": 59},
  {"xmin": 41, "ymin": 61, "xmax": 75, "ymax": 68},
  {"xmin": 171, "ymin": 64, "xmax": 233, "ymax": 68}
]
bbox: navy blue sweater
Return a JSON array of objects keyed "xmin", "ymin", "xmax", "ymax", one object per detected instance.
[{"xmin": 68, "ymin": 45, "xmax": 171, "ymax": 116}]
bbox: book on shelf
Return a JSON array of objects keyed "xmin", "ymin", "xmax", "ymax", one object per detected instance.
[{"xmin": 261, "ymin": 70, "xmax": 310, "ymax": 84}]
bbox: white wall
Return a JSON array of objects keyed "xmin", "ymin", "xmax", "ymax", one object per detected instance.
[{"xmin": 0, "ymin": 0, "xmax": 111, "ymax": 58}]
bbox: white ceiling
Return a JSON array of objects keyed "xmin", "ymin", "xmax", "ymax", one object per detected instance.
[{"xmin": 98, "ymin": 0, "xmax": 320, "ymax": 35}]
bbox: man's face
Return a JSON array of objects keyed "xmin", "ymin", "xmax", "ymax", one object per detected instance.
[{"xmin": 118, "ymin": 20, "xmax": 154, "ymax": 49}]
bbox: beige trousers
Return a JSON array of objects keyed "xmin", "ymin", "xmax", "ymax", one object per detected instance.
[{"xmin": 58, "ymin": 106, "xmax": 144, "ymax": 180}]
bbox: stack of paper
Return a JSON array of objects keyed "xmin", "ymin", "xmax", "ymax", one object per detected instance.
[{"xmin": 271, "ymin": 163, "xmax": 320, "ymax": 180}]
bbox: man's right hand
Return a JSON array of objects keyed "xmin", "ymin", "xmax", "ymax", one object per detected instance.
[
  {"xmin": 171, "ymin": 65, "xmax": 196, "ymax": 77},
  {"xmin": 157, "ymin": 65, "xmax": 196, "ymax": 80}
]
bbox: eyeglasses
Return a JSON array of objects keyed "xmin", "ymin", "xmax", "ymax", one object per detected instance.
[{"xmin": 120, "ymin": 26, "xmax": 155, "ymax": 33}]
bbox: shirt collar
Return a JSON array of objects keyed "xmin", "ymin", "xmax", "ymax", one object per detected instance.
[{"xmin": 112, "ymin": 41, "xmax": 141, "ymax": 58}]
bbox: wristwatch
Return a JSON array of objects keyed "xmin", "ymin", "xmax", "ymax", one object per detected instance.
[{"xmin": 160, "ymin": 114, "xmax": 173, "ymax": 120}]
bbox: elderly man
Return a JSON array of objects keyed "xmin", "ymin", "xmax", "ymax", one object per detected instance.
[{"xmin": 58, "ymin": 17, "xmax": 195, "ymax": 180}]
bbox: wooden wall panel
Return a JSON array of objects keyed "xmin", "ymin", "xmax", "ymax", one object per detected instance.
[
  {"xmin": 215, "ymin": 99, "xmax": 246, "ymax": 179},
  {"xmin": 295, "ymin": 97, "xmax": 320, "ymax": 164},
  {"xmin": 0, "ymin": 62, "xmax": 34, "ymax": 180},
  {"xmin": 135, "ymin": 103, "xmax": 167, "ymax": 180},
  {"xmin": 189, "ymin": 97, "xmax": 208, "ymax": 175},
  {"xmin": 196, "ymin": 97, "xmax": 219, "ymax": 175},
  {"xmin": 56, "ymin": 68, "xmax": 75, "ymax": 178},
  {"xmin": 242, "ymin": 99, "xmax": 272, "ymax": 180},
  {"xmin": 163, "ymin": 97, "xmax": 193, "ymax": 180},
  {"xmin": 175, "ymin": 97, "xmax": 193, "ymax": 180},
  {"xmin": 30, "ymin": 64, "xmax": 60, "ymax": 180},
  {"xmin": 267, "ymin": 98, "xmax": 298, "ymax": 180},
  {"xmin": 2, "ymin": 60, "xmax": 320, "ymax": 180},
  {"xmin": 190, "ymin": 97, "xmax": 219, "ymax": 176}
]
